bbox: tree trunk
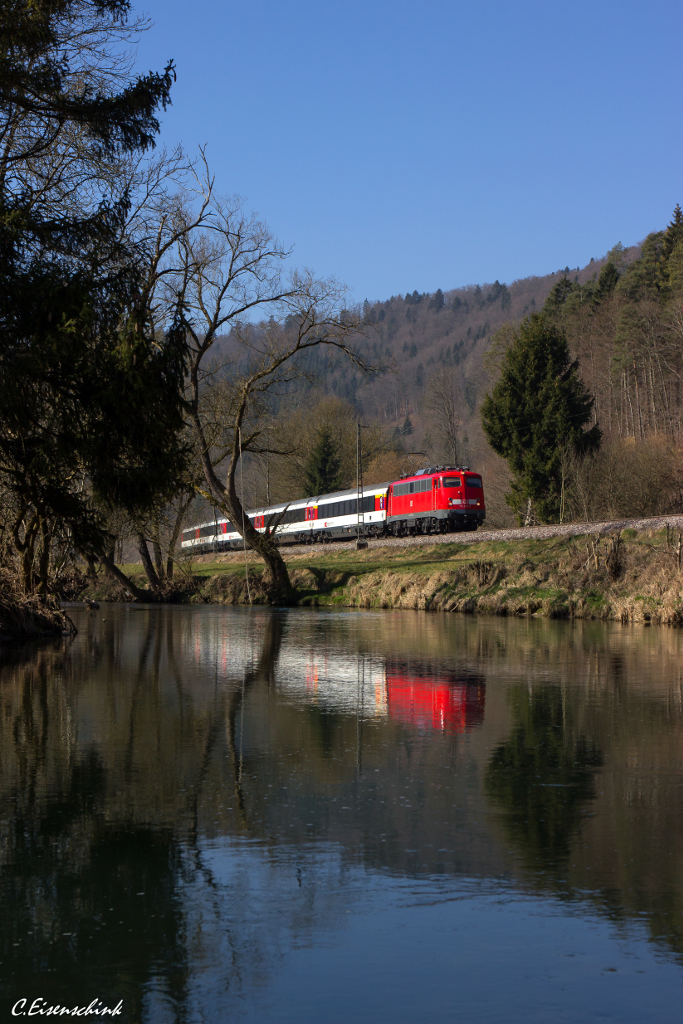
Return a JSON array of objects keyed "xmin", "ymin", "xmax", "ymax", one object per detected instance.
[
  {"xmin": 166, "ymin": 495, "xmax": 193, "ymax": 580},
  {"xmin": 151, "ymin": 522, "xmax": 165, "ymax": 581},
  {"xmin": 36, "ymin": 517, "xmax": 52, "ymax": 596},
  {"xmin": 18, "ymin": 516, "xmax": 39, "ymax": 594},
  {"xmin": 100, "ymin": 555, "xmax": 152, "ymax": 602},
  {"xmin": 252, "ymin": 531, "xmax": 296, "ymax": 602},
  {"xmin": 136, "ymin": 532, "xmax": 160, "ymax": 590},
  {"xmin": 192, "ymin": 408, "xmax": 296, "ymax": 605}
]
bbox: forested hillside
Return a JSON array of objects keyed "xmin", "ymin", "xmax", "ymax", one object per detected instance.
[
  {"xmin": 248, "ymin": 245, "xmax": 640, "ymax": 456},
  {"xmin": 232, "ymin": 212, "xmax": 683, "ymax": 530},
  {"xmin": 227, "ymin": 245, "xmax": 641, "ymax": 514},
  {"xmin": 345, "ymin": 249, "xmax": 639, "ymax": 429}
]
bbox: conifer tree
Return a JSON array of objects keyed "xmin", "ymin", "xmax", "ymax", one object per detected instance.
[
  {"xmin": 481, "ymin": 314, "xmax": 600, "ymax": 522},
  {"xmin": 594, "ymin": 261, "xmax": 620, "ymax": 302},
  {"xmin": 543, "ymin": 275, "xmax": 577, "ymax": 313},
  {"xmin": 429, "ymin": 288, "xmax": 444, "ymax": 312},
  {"xmin": 662, "ymin": 204, "xmax": 683, "ymax": 262},
  {"xmin": 303, "ymin": 428, "xmax": 344, "ymax": 496},
  {"xmin": 0, "ymin": 0, "xmax": 187, "ymax": 577}
]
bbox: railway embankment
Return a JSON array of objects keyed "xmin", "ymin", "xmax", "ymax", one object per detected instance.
[{"xmin": 101, "ymin": 519, "xmax": 683, "ymax": 625}]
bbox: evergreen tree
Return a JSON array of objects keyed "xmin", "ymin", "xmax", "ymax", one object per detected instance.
[
  {"xmin": 481, "ymin": 314, "xmax": 601, "ymax": 522},
  {"xmin": 617, "ymin": 231, "xmax": 664, "ymax": 299},
  {"xmin": 661, "ymin": 203, "xmax": 683, "ymax": 262},
  {"xmin": 401, "ymin": 415, "xmax": 414, "ymax": 436},
  {"xmin": 303, "ymin": 428, "xmax": 344, "ymax": 496},
  {"xmin": 543, "ymin": 275, "xmax": 577, "ymax": 313},
  {"xmin": 0, "ymin": 0, "xmax": 187, "ymax": 569},
  {"xmin": 429, "ymin": 288, "xmax": 444, "ymax": 312},
  {"xmin": 593, "ymin": 261, "xmax": 620, "ymax": 302},
  {"xmin": 666, "ymin": 239, "xmax": 683, "ymax": 295},
  {"xmin": 487, "ymin": 280, "xmax": 511, "ymax": 309}
]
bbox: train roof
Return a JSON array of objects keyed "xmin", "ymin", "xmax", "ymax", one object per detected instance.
[{"xmin": 397, "ymin": 466, "xmax": 475, "ymax": 482}]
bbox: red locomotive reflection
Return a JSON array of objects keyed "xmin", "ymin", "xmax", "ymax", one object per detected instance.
[{"xmin": 386, "ymin": 663, "xmax": 485, "ymax": 733}]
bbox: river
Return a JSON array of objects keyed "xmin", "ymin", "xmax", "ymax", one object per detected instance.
[{"xmin": 1, "ymin": 605, "xmax": 682, "ymax": 1023}]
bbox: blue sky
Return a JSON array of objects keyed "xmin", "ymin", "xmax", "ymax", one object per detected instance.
[{"xmin": 134, "ymin": 0, "xmax": 683, "ymax": 302}]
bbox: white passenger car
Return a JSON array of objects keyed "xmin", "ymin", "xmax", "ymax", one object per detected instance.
[{"xmin": 180, "ymin": 482, "xmax": 390, "ymax": 553}]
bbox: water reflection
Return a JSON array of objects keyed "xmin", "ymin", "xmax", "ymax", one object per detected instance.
[
  {"xmin": 485, "ymin": 685, "xmax": 603, "ymax": 872},
  {"xmin": 385, "ymin": 661, "xmax": 486, "ymax": 733},
  {"xmin": 1, "ymin": 607, "xmax": 683, "ymax": 1023}
]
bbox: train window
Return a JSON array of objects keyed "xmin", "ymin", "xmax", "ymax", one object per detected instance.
[
  {"xmin": 279, "ymin": 506, "xmax": 306, "ymax": 524},
  {"xmin": 442, "ymin": 476, "xmax": 462, "ymax": 488},
  {"xmin": 466, "ymin": 475, "xmax": 483, "ymax": 489}
]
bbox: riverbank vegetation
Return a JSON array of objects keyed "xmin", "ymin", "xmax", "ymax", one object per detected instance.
[{"xmin": 82, "ymin": 527, "xmax": 683, "ymax": 626}]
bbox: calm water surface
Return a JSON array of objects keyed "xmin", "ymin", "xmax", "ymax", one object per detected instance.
[{"xmin": 2, "ymin": 606, "xmax": 683, "ymax": 1023}]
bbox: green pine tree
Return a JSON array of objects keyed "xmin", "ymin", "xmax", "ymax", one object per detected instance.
[
  {"xmin": 481, "ymin": 313, "xmax": 601, "ymax": 523},
  {"xmin": 617, "ymin": 231, "xmax": 665, "ymax": 300},
  {"xmin": 593, "ymin": 261, "xmax": 620, "ymax": 302},
  {"xmin": 0, "ymin": 0, "xmax": 187, "ymax": 575},
  {"xmin": 543, "ymin": 275, "xmax": 577, "ymax": 314},
  {"xmin": 429, "ymin": 288, "xmax": 444, "ymax": 312},
  {"xmin": 661, "ymin": 204, "xmax": 683, "ymax": 262},
  {"xmin": 303, "ymin": 428, "xmax": 344, "ymax": 496}
]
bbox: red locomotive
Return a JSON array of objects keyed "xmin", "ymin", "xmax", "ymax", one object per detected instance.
[{"xmin": 386, "ymin": 466, "xmax": 485, "ymax": 535}]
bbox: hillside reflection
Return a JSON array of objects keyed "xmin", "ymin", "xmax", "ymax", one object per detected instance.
[{"xmin": 1, "ymin": 607, "xmax": 683, "ymax": 1020}]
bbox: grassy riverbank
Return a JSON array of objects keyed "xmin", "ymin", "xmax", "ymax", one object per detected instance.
[{"xmin": 93, "ymin": 526, "xmax": 683, "ymax": 625}]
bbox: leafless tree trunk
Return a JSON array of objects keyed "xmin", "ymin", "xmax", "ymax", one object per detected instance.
[{"xmin": 138, "ymin": 155, "xmax": 372, "ymax": 602}]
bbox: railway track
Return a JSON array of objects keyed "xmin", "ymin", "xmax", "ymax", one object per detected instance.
[{"xmin": 282, "ymin": 512, "xmax": 683, "ymax": 558}]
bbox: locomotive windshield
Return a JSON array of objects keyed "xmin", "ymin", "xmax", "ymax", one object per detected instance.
[
  {"xmin": 442, "ymin": 476, "xmax": 462, "ymax": 488},
  {"xmin": 466, "ymin": 475, "xmax": 483, "ymax": 489}
]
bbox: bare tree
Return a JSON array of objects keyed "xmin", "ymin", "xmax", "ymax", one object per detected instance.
[
  {"xmin": 128, "ymin": 156, "xmax": 371, "ymax": 602},
  {"xmin": 186, "ymin": 286, "xmax": 368, "ymax": 602},
  {"xmin": 423, "ymin": 367, "xmax": 463, "ymax": 466}
]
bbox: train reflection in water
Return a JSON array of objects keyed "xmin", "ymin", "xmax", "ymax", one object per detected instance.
[
  {"xmin": 385, "ymin": 661, "xmax": 486, "ymax": 733},
  {"xmin": 277, "ymin": 650, "xmax": 485, "ymax": 733},
  {"xmin": 178, "ymin": 612, "xmax": 486, "ymax": 733}
]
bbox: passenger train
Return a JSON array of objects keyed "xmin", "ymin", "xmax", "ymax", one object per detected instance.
[{"xmin": 180, "ymin": 466, "xmax": 485, "ymax": 554}]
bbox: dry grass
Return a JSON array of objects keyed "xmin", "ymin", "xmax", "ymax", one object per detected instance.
[
  {"xmin": 87, "ymin": 527, "xmax": 683, "ymax": 625},
  {"xmin": 182, "ymin": 528, "xmax": 683, "ymax": 624}
]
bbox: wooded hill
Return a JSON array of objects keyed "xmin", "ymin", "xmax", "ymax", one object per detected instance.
[
  {"xmin": 197, "ymin": 210, "xmax": 683, "ymax": 533},
  {"xmin": 280, "ymin": 246, "xmax": 642, "ymax": 445}
]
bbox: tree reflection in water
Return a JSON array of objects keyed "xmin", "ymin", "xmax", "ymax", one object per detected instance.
[
  {"xmin": 485, "ymin": 685, "xmax": 604, "ymax": 874},
  {"xmin": 3, "ymin": 608, "xmax": 683, "ymax": 1023}
]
